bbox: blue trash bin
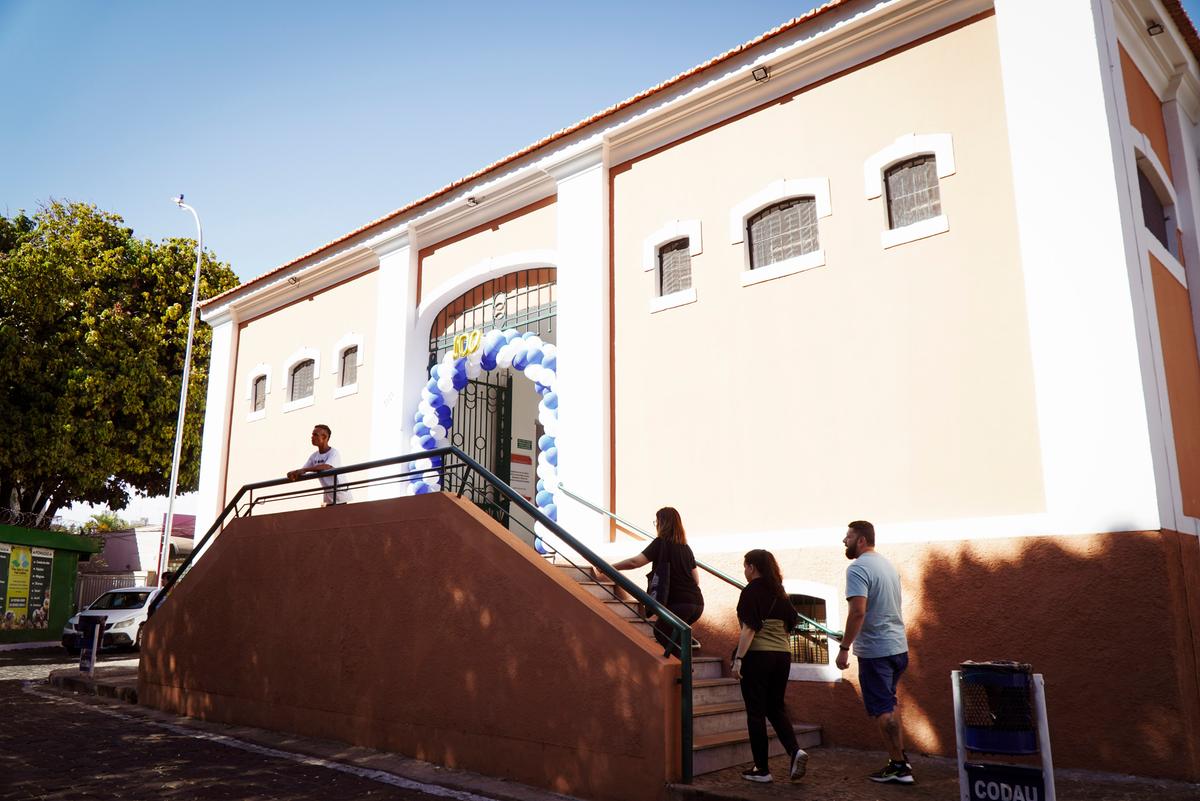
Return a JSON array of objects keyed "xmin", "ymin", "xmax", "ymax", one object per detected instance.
[{"xmin": 960, "ymin": 661, "xmax": 1038, "ymax": 755}]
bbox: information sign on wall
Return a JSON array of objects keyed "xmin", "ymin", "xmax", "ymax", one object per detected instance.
[{"xmin": 0, "ymin": 544, "xmax": 54, "ymax": 630}]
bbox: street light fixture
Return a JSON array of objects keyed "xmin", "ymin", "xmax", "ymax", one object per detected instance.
[{"xmin": 157, "ymin": 195, "xmax": 204, "ymax": 587}]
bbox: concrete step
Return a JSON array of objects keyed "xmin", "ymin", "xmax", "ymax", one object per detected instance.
[
  {"xmin": 602, "ymin": 599, "xmax": 643, "ymax": 619},
  {"xmin": 692, "ymin": 701, "xmax": 747, "ymax": 738},
  {"xmin": 692, "ymin": 677, "xmax": 743, "ymax": 707},
  {"xmin": 552, "ymin": 563, "xmax": 596, "ymax": 583},
  {"xmin": 692, "ymin": 723, "xmax": 822, "ymax": 776},
  {"xmin": 691, "ymin": 657, "xmax": 724, "ymax": 680},
  {"xmin": 577, "ymin": 581, "xmax": 623, "ymax": 600}
]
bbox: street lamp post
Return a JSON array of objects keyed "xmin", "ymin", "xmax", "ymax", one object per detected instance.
[{"xmin": 157, "ymin": 195, "xmax": 204, "ymax": 587}]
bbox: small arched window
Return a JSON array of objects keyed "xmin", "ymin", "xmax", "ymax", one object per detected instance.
[
  {"xmin": 658, "ymin": 238, "xmax": 692, "ymax": 296},
  {"xmin": 747, "ymin": 197, "xmax": 819, "ymax": 269},
  {"xmin": 885, "ymin": 155, "xmax": 941, "ymax": 229},
  {"xmin": 289, "ymin": 359, "xmax": 315, "ymax": 402},
  {"xmin": 340, "ymin": 346, "xmax": 359, "ymax": 387},
  {"xmin": 251, "ymin": 375, "xmax": 267, "ymax": 412}
]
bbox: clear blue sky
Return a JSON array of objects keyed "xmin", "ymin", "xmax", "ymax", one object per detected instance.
[{"xmin": 4, "ymin": 1, "xmax": 1200, "ymax": 283}]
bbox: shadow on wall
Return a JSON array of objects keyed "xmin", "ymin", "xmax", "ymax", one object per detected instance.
[
  {"xmin": 683, "ymin": 530, "xmax": 1200, "ymax": 781},
  {"xmin": 139, "ymin": 494, "xmax": 678, "ymax": 801}
]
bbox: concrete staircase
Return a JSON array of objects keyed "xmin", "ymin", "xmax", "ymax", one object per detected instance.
[{"xmin": 549, "ymin": 559, "xmax": 822, "ymax": 775}]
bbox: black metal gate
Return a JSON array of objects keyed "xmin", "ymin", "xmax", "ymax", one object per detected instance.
[
  {"xmin": 427, "ymin": 269, "xmax": 556, "ymax": 524},
  {"xmin": 441, "ymin": 374, "xmax": 512, "ymax": 523}
]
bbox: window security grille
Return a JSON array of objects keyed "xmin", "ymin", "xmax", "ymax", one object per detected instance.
[
  {"xmin": 290, "ymin": 359, "xmax": 314, "ymax": 401},
  {"xmin": 252, "ymin": 375, "xmax": 266, "ymax": 412},
  {"xmin": 885, "ymin": 155, "xmax": 941, "ymax": 229},
  {"xmin": 1137, "ymin": 166, "xmax": 1170, "ymax": 250},
  {"xmin": 789, "ymin": 593, "xmax": 830, "ymax": 665},
  {"xmin": 748, "ymin": 198, "xmax": 819, "ymax": 269},
  {"xmin": 340, "ymin": 346, "xmax": 358, "ymax": 387},
  {"xmin": 658, "ymin": 238, "xmax": 692, "ymax": 295}
]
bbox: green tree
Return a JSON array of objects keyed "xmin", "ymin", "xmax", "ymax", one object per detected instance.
[
  {"xmin": 82, "ymin": 510, "xmax": 130, "ymax": 535},
  {"xmin": 0, "ymin": 201, "xmax": 240, "ymax": 527}
]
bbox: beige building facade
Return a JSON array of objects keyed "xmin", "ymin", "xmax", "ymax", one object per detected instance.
[{"xmin": 192, "ymin": 0, "xmax": 1200, "ymax": 781}]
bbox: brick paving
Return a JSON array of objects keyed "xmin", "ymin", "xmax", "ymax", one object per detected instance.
[{"xmin": 0, "ymin": 648, "xmax": 554, "ymax": 801}]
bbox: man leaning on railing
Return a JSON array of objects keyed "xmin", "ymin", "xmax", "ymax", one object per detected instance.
[{"xmin": 286, "ymin": 424, "xmax": 353, "ymax": 506}]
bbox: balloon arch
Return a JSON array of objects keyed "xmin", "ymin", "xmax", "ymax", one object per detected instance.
[{"xmin": 406, "ymin": 328, "xmax": 560, "ymax": 524}]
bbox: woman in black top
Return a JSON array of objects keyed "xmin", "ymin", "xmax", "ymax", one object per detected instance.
[
  {"xmin": 731, "ymin": 549, "xmax": 807, "ymax": 784},
  {"xmin": 611, "ymin": 507, "xmax": 704, "ymax": 656}
]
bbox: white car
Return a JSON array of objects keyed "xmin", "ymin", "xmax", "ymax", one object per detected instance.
[{"xmin": 62, "ymin": 586, "xmax": 161, "ymax": 654}]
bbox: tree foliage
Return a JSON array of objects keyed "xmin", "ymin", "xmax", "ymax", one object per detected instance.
[{"xmin": 0, "ymin": 201, "xmax": 240, "ymax": 527}]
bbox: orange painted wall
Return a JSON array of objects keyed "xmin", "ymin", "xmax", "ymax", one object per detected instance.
[
  {"xmin": 685, "ymin": 529, "xmax": 1200, "ymax": 781},
  {"xmin": 140, "ymin": 494, "xmax": 680, "ymax": 801},
  {"xmin": 1151, "ymin": 255, "xmax": 1200, "ymax": 517},
  {"xmin": 1120, "ymin": 45, "xmax": 1173, "ymax": 180}
]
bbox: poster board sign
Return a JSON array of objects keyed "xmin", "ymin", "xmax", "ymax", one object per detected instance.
[
  {"xmin": 509, "ymin": 453, "xmax": 535, "ymax": 501},
  {"xmin": 78, "ymin": 615, "xmax": 107, "ymax": 675},
  {"xmin": 965, "ymin": 763, "xmax": 1045, "ymax": 801},
  {"xmin": 0, "ymin": 544, "xmax": 54, "ymax": 631}
]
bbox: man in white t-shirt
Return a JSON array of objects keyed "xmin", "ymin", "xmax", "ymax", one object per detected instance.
[{"xmin": 286, "ymin": 424, "xmax": 352, "ymax": 505}]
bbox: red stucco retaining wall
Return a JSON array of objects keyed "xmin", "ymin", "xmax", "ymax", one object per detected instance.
[
  {"xmin": 140, "ymin": 493, "xmax": 680, "ymax": 801},
  {"xmin": 688, "ymin": 528, "xmax": 1200, "ymax": 781}
]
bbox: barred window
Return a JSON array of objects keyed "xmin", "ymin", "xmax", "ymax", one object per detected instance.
[
  {"xmin": 289, "ymin": 359, "xmax": 314, "ymax": 402},
  {"xmin": 1138, "ymin": 166, "xmax": 1170, "ymax": 250},
  {"xmin": 748, "ymin": 197, "xmax": 819, "ymax": 269},
  {"xmin": 789, "ymin": 594, "xmax": 830, "ymax": 665},
  {"xmin": 340, "ymin": 346, "xmax": 358, "ymax": 387},
  {"xmin": 251, "ymin": 375, "xmax": 267, "ymax": 412},
  {"xmin": 658, "ymin": 238, "xmax": 692, "ymax": 296},
  {"xmin": 885, "ymin": 155, "xmax": 941, "ymax": 229}
]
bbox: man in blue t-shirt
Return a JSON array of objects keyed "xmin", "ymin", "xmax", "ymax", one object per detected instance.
[{"xmin": 836, "ymin": 520, "xmax": 913, "ymax": 785}]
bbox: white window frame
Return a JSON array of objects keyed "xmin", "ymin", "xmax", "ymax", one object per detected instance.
[
  {"xmin": 1130, "ymin": 125, "xmax": 1187, "ymax": 285},
  {"xmin": 643, "ymin": 220, "xmax": 701, "ymax": 313},
  {"xmin": 245, "ymin": 363, "xmax": 271, "ymax": 422},
  {"xmin": 331, "ymin": 332, "xmax": 365, "ymax": 399},
  {"xmin": 864, "ymin": 133, "xmax": 954, "ymax": 249},
  {"xmin": 282, "ymin": 346, "xmax": 320, "ymax": 413},
  {"xmin": 729, "ymin": 178, "xmax": 831, "ymax": 286},
  {"xmin": 782, "ymin": 579, "xmax": 842, "ymax": 682}
]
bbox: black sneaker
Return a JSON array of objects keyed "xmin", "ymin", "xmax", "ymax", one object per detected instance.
[
  {"xmin": 789, "ymin": 749, "xmax": 809, "ymax": 781},
  {"xmin": 868, "ymin": 760, "xmax": 914, "ymax": 784},
  {"xmin": 741, "ymin": 768, "xmax": 773, "ymax": 783}
]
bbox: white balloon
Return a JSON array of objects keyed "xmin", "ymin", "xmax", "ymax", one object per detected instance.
[
  {"xmin": 409, "ymin": 436, "xmax": 425, "ymax": 450},
  {"xmin": 435, "ymin": 436, "xmax": 450, "ymax": 448},
  {"xmin": 423, "ymin": 413, "xmax": 439, "ymax": 428},
  {"xmin": 437, "ymin": 376, "xmax": 455, "ymax": 393},
  {"xmin": 541, "ymin": 343, "xmax": 557, "ymax": 360},
  {"xmin": 524, "ymin": 364, "xmax": 543, "ymax": 384},
  {"xmin": 525, "ymin": 335, "xmax": 544, "ymax": 352},
  {"xmin": 441, "ymin": 389, "xmax": 458, "ymax": 408},
  {"xmin": 429, "ymin": 424, "xmax": 447, "ymax": 439},
  {"xmin": 417, "ymin": 400, "xmax": 434, "ymax": 418},
  {"xmin": 496, "ymin": 346, "xmax": 515, "ymax": 370},
  {"xmin": 414, "ymin": 458, "xmax": 432, "ymax": 471},
  {"xmin": 484, "ymin": 329, "xmax": 504, "ymax": 349}
]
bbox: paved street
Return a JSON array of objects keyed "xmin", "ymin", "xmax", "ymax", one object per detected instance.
[{"xmin": 0, "ymin": 647, "xmax": 515, "ymax": 801}]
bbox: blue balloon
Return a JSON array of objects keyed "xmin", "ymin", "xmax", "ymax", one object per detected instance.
[
  {"xmin": 525, "ymin": 349, "xmax": 544, "ymax": 366},
  {"xmin": 545, "ymin": 503, "xmax": 558, "ymax": 521},
  {"xmin": 451, "ymin": 372, "xmax": 467, "ymax": 391},
  {"xmin": 534, "ymin": 537, "xmax": 549, "ymax": 555},
  {"xmin": 430, "ymin": 365, "xmax": 442, "ymax": 380},
  {"xmin": 436, "ymin": 407, "xmax": 453, "ymax": 425},
  {"xmin": 542, "ymin": 356, "xmax": 556, "ymax": 373},
  {"xmin": 543, "ymin": 392, "xmax": 559, "ymax": 410},
  {"xmin": 481, "ymin": 353, "xmax": 497, "ymax": 371},
  {"xmin": 414, "ymin": 423, "xmax": 430, "ymax": 437},
  {"xmin": 414, "ymin": 483, "xmax": 433, "ymax": 495},
  {"xmin": 521, "ymin": 331, "xmax": 536, "ymax": 340},
  {"xmin": 430, "ymin": 456, "xmax": 443, "ymax": 467},
  {"xmin": 546, "ymin": 447, "xmax": 558, "ymax": 467},
  {"xmin": 535, "ymin": 490, "xmax": 554, "ymax": 507},
  {"xmin": 537, "ymin": 434, "xmax": 555, "ymax": 451},
  {"xmin": 454, "ymin": 358, "xmax": 468, "ymax": 376},
  {"xmin": 420, "ymin": 435, "xmax": 437, "ymax": 450},
  {"xmin": 536, "ymin": 479, "xmax": 545, "ymax": 492},
  {"xmin": 512, "ymin": 348, "xmax": 529, "ymax": 371}
]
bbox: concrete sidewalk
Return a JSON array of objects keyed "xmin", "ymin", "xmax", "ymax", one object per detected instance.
[{"xmin": 48, "ymin": 662, "xmax": 1200, "ymax": 801}]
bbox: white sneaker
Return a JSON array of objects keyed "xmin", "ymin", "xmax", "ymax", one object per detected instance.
[
  {"xmin": 741, "ymin": 768, "xmax": 773, "ymax": 783},
  {"xmin": 789, "ymin": 749, "xmax": 809, "ymax": 781}
]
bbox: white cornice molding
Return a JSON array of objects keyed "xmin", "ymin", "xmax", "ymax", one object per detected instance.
[
  {"xmin": 540, "ymin": 138, "xmax": 608, "ymax": 183},
  {"xmin": 408, "ymin": 168, "xmax": 558, "ymax": 252},
  {"xmin": 201, "ymin": 245, "xmax": 378, "ymax": 327},
  {"xmin": 364, "ymin": 224, "xmax": 410, "ymax": 259}
]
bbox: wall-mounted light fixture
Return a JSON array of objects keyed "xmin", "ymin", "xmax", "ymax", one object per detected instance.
[
  {"xmin": 751, "ymin": 66, "xmax": 770, "ymax": 83},
  {"xmin": 466, "ymin": 196, "xmax": 480, "ymax": 207},
  {"xmin": 287, "ymin": 276, "xmax": 299, "ymax": 285},
  {"xmin": 1147, "ymin": 20, "xmax": 1165, "ymax": 36}
]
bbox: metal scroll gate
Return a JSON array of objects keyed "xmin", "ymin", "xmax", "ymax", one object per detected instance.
[{"xmin": 427, "ymin": 268, "xmax": 557, "ymax": 524}]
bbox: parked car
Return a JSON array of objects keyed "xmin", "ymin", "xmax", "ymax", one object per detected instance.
[{"xmin": 62, "ymin": 586, "xmax": 161, "ymax": 654}]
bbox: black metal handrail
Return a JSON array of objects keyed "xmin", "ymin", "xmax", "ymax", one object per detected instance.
[
  {"xmin": 149, "ymin": 446, "xmax": 696, "ymax": 783},
  {"xmin": 556, "ymin": 483, "xmax": 844, "ymax": 641}
]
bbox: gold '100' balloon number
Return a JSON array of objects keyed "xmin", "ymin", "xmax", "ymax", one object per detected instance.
[{"xmin": 452, "ymin": 330, "xmax": 483, "ymax": 359}]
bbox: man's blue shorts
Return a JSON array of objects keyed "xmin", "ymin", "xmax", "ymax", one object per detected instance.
[{"xmin": 858, "ymin": 651, "xmax": 908, "ymax": 717}]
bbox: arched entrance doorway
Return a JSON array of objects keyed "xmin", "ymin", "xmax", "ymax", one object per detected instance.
[{"xmin": 413, "ymin": 269, "xmax": 557, "ymax": 540}]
